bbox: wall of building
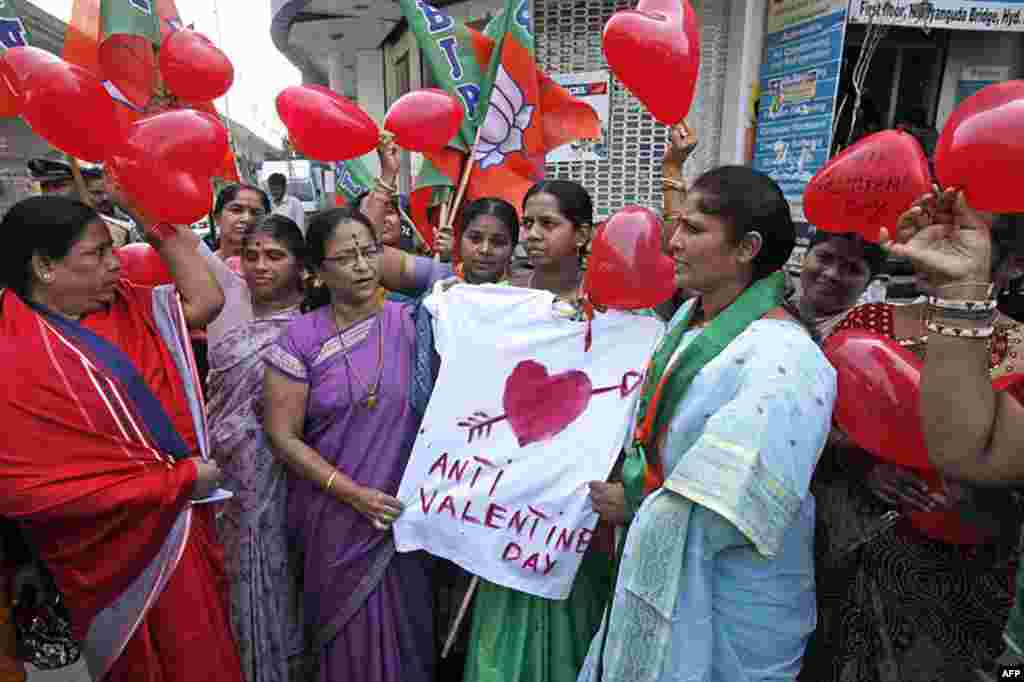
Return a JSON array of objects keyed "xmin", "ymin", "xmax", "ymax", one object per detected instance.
[
  {"xmin": 536, "ymin": 0, "xmax": 753, "ymax": 220},
  {"xmin": 936, "ymin": 29, "xmax": 1024, "ymax": 125}
]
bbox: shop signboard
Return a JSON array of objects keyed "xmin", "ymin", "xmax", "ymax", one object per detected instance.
[
  {"xmin": 956, "ymin": 65, "xmax": 1012, "ymax": 102},
  {"xmin": 849, "ymin": 0, "xmax": 1024, "ymax": 31},
  {"xmin": 754, "ymin": 0, "xmax": 849, "ymax": 221},
  {"xmin": 547, "ymin": 71, "xmax": 611, "ymax": 163}
]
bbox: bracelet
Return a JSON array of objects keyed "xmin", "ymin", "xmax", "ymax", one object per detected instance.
[
  {"xmin": 928, "ymin": 295, "xmax": 997, "ymax": 313},
  {"xmin": 926, "ymin": 320, "xmax": 994, "ymax": 338},
  {"xmin": 324, "ymin": 470, "xmax": 339, "ymax": 493},
  {"xmin": 375, "ymin": 177, "xmax": 398, "ymax": 195},
  {"xmin": 662, "ymin": 177, "xmax": 686, "ymax": 192}
]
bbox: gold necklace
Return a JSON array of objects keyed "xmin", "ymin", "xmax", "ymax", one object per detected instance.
[{"xmin": 334, "ymin": 311, "xmax": 385, "ymax": 409}]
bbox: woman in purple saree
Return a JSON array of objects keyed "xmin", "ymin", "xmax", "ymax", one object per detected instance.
[
  {"xmin": 205, "ymin": 214, "xmax": 307, "ymax": 682},
  {"xmin": 263, "ymin": 208, "xmax": 434, "ymax": 682}
]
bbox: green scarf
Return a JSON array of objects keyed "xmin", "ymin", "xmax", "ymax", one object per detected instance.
[{"xmin": 621, "ymin": 271, "xmax": 786, "ymax": 516}]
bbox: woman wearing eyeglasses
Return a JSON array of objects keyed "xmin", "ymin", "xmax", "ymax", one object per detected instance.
[
  {"xmin": 213, "ymin": 185, "xmax": 272, "ymax": 261},
  {"xmin": 262, "ymin": 208, "xmax": 434, "ymax": 682}
]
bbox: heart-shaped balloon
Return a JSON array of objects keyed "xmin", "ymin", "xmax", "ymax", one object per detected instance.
[
  {"xmin": 503, "ymin": 360, "xmax": 593, "ymax": 447},
  {"xmin": 117, "ymin": 243, "xmax": 172, "ymax": 286},
  {"xmin": 584, "ymin": 205, "xmax": 677, "ymax": 309},
  {"xmin": 109, "ymin": 160, "xmax": 213, "ymax": 225},
  {"xmin": 0, "ymin": 58, "xmax": 19, "ymax": 118},
  {"xmin": 383, "ymin": 89, "xmax": 463, "ymax": 152},
  {"xmin": 276, "ymin": 85, "xmax": 379, "ymax": 161},
  {"xmin": 107, "ymin": 111, "xmax": 228, "ymax": 224},
  {"xmin": 18, "ymin": 59, "xmax": 120, "ymax": 163},
  {"xmin": 116, "ymin": 110, "xmax": 230, "ymax": 177},
  {"xmin": 824, "ymin": 329, "xmax": 932, "ymax": 470},
  {"xmin": 934, "ymin": 80, "xmax": 1024, "ymax": 213},
  {"xmin": 159, "ymin": 29, "xmax": 234, "ymax": 104},
  {"xmin": 99, "ymin": 32, "xmax": 157, "ymax": 108},
  {"xmin": 602, "ymin": 0, "xmax": 700, "ymax": 125},
  {"xmin": 0, "ymin": 47, "xmax": 61, "ymax": 106},
  {"xmin": 804, "ymin": 130, "xmax": 932, "ymax": 243}
]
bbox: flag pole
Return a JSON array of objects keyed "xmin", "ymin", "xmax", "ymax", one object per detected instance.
[
  {"xmin": 447, "ymin": 128, "xmax": 483, "ymax": 225},
  {"xmin": 66, "ymin": 156, "xmax": 95, "ymax": 209},
  {"xmin": 441, "ymin": 576, "xmax": 479, "ymax": 659}
]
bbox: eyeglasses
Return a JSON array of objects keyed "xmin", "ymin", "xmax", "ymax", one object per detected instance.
[
  {"xmin": 322, "ymin": 244, "xmax": 381, "ymax": 268},
  {"xmin": 224, "ymin": 204, "xmax": 267, "ymax": 219}
]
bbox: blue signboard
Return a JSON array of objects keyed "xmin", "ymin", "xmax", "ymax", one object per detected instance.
[{"xmin": 753, "ymin": 0, "xmax": 848, "ymax": 219}]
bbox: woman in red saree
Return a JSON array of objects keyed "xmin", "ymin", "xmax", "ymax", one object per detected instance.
[{"xmin": 0, "ymin": 196, "xmax": 242, "ymax": 682}]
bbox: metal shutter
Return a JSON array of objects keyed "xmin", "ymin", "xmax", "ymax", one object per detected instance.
[{"xmin": 535, "ymin": 0, "xmax": 733, "ymax": 220}]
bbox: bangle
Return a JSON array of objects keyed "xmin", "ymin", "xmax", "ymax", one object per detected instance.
[
  {"xmin": 928, "ymin": 296, "xmax": 998, "ymax": 316},
  {"xmin": 324, "ymin": 470, "xmax": 339, "ymax": 493},
  {"xmin": 375, "ymin": 177, "xmax": 398, "ymax": 195},
  {"xmin": 926, "ymin": 319, "xmax": 994, "ymax": 339},
  {"xmin": 662, "ymin": 177, "xmax": 686, "ymax": 192}
]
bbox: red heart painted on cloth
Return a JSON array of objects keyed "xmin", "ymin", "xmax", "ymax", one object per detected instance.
[
  {"xmin": 804, "ymin": 130, "xmax": 931, "ymax": 243},
  {"xmin": 503, "ymin": 360, "xmax": 593, "ymax": 448},
  {"xmin": 584, "ymin": 206, "xmax": 676, "ymax": 309},
  {"xmin": 384, "ymin": 88, "xmax": 463, "ymax": 153},
  {"xmin": 934, "ymin": 80, "xmax": 1024, "ymax": 213},
  {"xmin": 602, "ymin": 0, "xmax": 700, "ymax": 125}
]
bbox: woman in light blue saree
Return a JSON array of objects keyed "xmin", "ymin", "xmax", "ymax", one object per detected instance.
[{"xmin": 580, "ymin": 167, "xmax": 837, "ymax": 682}]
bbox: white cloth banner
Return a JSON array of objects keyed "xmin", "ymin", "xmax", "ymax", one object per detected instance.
[{"xmin": 393, "ymin": 285, "xmax": 664, "ymax": 600}]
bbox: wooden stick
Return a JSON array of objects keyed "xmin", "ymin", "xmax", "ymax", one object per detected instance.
[
  {"xmin": 448, "ymin": 128, "xmax": 483, "ymax": 224},
  {"xmin": 441, "ymin": 576, "xmax": 479, "ymax": 660},
  {"xmin": 435, "ymin": 198, "xmax": 451, "ymax": 263},
  {"xmin": 66, "ymin": 156, "xmax": 94, "ymax": 209}
]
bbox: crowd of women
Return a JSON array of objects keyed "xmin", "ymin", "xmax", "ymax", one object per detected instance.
[{"xmin": 0, "ymin": 119, "xmax": 1021, "ymax": 682}]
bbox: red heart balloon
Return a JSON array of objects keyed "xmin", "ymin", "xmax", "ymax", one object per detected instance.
[
  {"xmin": 934, "ymin": 80, "xmax": 1024, "ymax": 213},
  {"xmin": 584, "ymin": 205, "xmax": 676, "ymax": 309},
  {"xmin": 116, "ymin": 110, "xmax": 229, "ymax": 178},
  {"xmin": 0, "ymin": 57, "xmax": 19, "ymax": 118},
  {"xmin": 804, "ymin": 130, "xmax": 932, "ymax": 243},
  {"xmin": 602, "ymin": 0, "xmax": 700, "ymax": 125},
  {"xmin": 109, "ymin": 159, "xmax": 213, "ymax": 225},
  {"xmin": 276, "ymin": 85, "xmax": 379, "ymax": 162},
  {"xmin": 503, "ymin": 360, "xmax": 593, "ymax": 447},
  {"xmin": 99, "ymin": 33, "xmax": 157, "ymax": 108},
  {"xmin": 824, "ymin": 329, "xmax": 932, "ymax": 470},
  {"xmin": 117, "ymin": 243, "xmax": 172, "ymax": 286},
  {"xmin": 0, "ymin": 47, "xmax": 61, "ymax": 107},
  {"xmin": 159, "ymin": 29, "xmax": 234, "ymax": 104},
  {"xmin": 107, "ymin": 111, "xmax": 228, "ymax": 224},
  {"xmin": 383, "ymin": 89, "xmax": 463, "ymax": 152},
  {"xmin": 18, "ymin": 59, "xmax": 120, "ymax": 162}
]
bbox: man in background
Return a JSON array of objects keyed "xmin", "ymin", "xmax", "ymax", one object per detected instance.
[
  {"xmin": 267, "ymin": 172, "xmax": 305, "ymax": 234},
  {"xmin": 28, "ymin": 158, "xmax": 141, "ymax": 245}
]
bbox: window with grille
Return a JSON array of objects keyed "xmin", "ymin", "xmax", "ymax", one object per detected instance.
[{"xmin": 535, "ymin": 0, "xmax": 733, "ymax": 220}]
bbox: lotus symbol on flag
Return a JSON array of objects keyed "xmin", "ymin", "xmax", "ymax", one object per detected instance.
[{"xmin": 474, "ymin": 65, "xmax": 534, "ymax": 169}]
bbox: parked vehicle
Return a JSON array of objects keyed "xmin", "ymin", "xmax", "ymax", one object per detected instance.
[{"xmin": 258, "ymin": 159, "xmax": 332, "ymax": 215}]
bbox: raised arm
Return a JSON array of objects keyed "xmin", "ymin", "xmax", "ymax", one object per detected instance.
[
  {"xmin": 661, "ymin": 122, "xmax": 698, "ymax": 249},
  {"xmin": 884, "ymin": 190, "xmax": 1024, "ymax": 483},
  {"xmin": 147, "ymin": 222, "xmax": 224, "ymax": 328}
]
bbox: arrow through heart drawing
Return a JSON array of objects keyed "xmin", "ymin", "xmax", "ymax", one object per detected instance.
[{"xmin": 457, "ymin": 360, "xmax": 643, "ymax": 447}]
